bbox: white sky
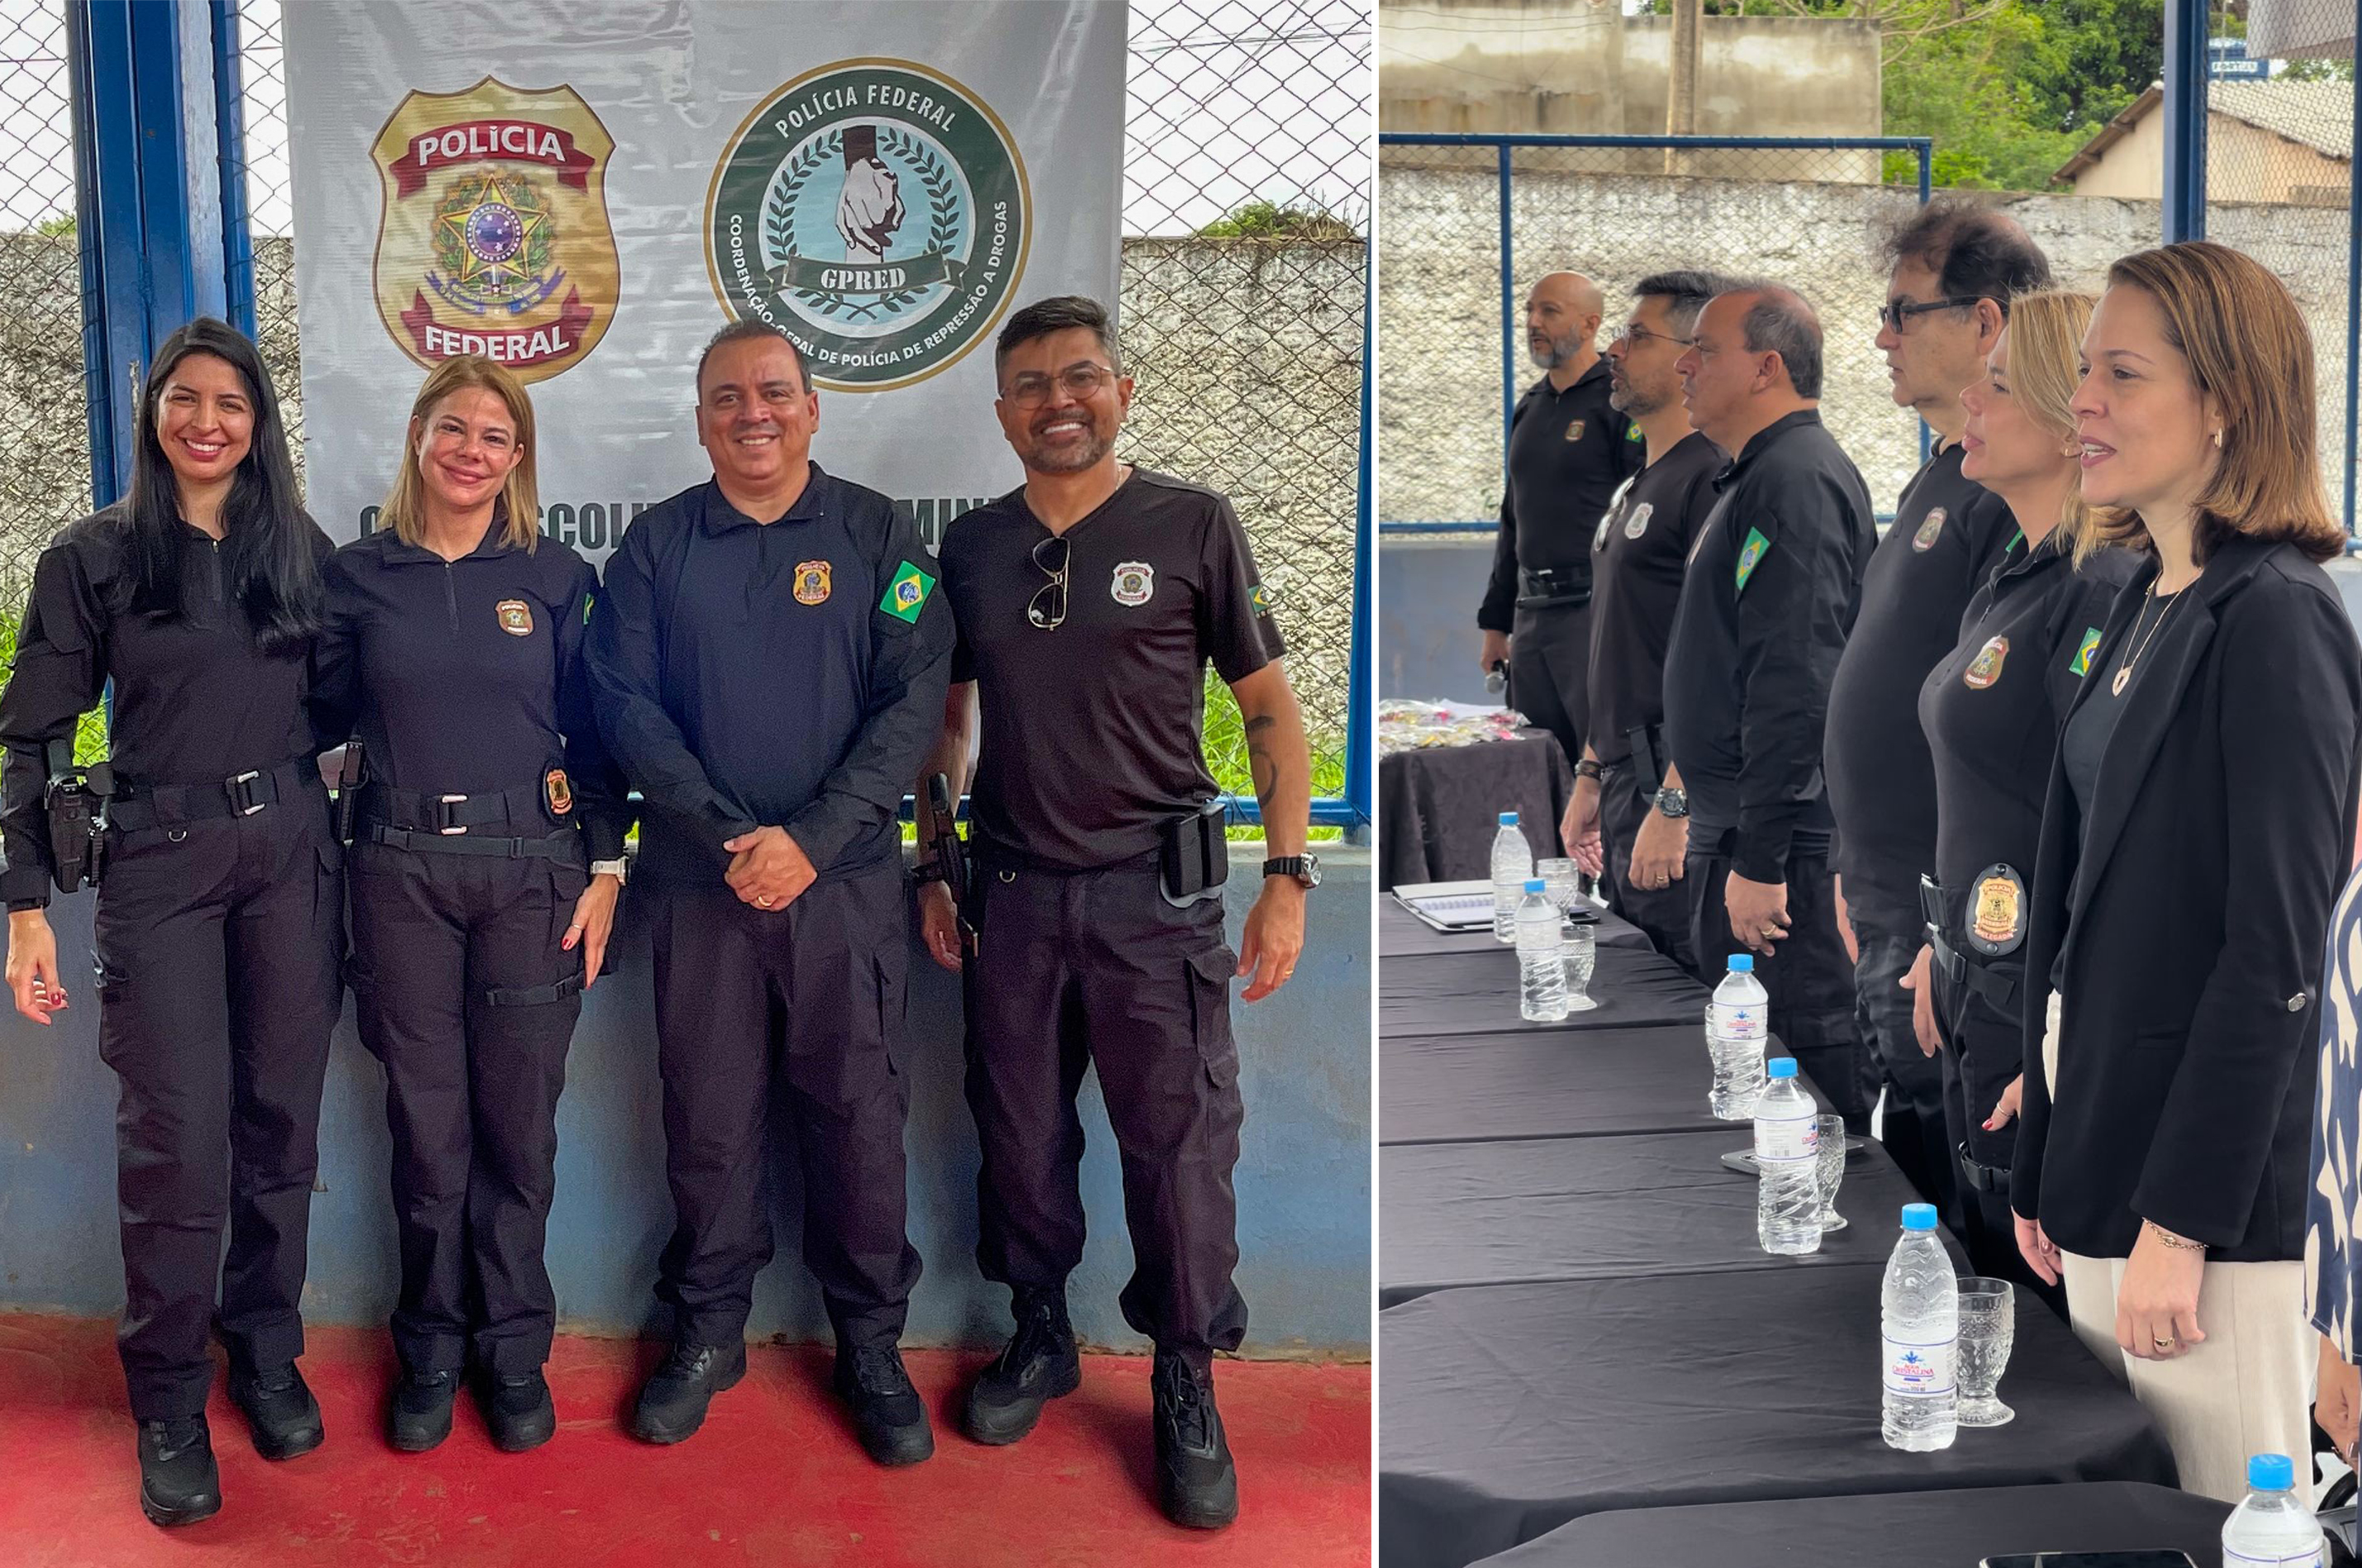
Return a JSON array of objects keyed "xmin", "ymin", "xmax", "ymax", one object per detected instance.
[{"xmin": 0, "ymin": 0, "xmax": 1369, "ymax": 238}]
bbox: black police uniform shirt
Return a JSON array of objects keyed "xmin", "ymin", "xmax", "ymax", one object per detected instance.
[
  {"xmin": 1585, "ymin": 430, "xmax": 1724, "ymax": 767},
  {"xmin": 1661, "ymin": 409, "xmax": 1875, "ymax": 885},
  {"xmin": 1918, "ymin": 533, "xmax": 2140, "ymax": 938},
  {"xmin": 941, "ymin": 468, "xmax": 1286, "ymax": 872},
  {"xmin": 585, "ymin": 466, "xmax": 954, "ymax": 889},
  {"xmin": 311, "ymin": 507, "xmax": 631, "ymax": 862},
  {"xmin": 1825, "ymin": 442, "xmax": 2019, "ymax": 900},
  {"xmin": 1477, "ymin": 361, "xmax": 1646, "ymax": 631},
  {"xmin": 0, "ymin": 506, "xmax": 333, "ymax": 909}
]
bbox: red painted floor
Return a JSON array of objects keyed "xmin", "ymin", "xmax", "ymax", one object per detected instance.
[{"xmin": 0, "ymin": 1314, "xmax": 1371, "ymax": 1566}]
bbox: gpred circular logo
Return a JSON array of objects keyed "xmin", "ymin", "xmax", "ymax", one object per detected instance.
[{"xmin": 706, "ymin": 59, "xmax": 1029, "ymax": 392}]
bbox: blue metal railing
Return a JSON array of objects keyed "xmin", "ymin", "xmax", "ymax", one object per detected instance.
[{"xmin": 1377, "ymin": 131, "xmax": 1935, "ymax": 539}]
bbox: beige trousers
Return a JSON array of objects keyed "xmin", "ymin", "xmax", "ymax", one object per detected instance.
[{"xmin": 2040, "ymin": 994, "xmax": 2315, "ymax": 1504}]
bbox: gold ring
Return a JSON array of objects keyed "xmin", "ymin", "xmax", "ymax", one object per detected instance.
[
  {"xmin": 2151, "ymin": 1335, "xmax": 2174, "ymax": 1351},
  {"xmin": 758, "ymin": 896, "xmax": 774, "ymax": 908}
]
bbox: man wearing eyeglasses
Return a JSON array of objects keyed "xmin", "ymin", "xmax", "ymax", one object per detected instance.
[
  {"xmin": 1825, "ymin": 201, "xmax": 2049, "ymax": 1225},
  {"xmin": 585, "ymin": 318, "xmax": 952, "ymax": 1465},
  {"xmin": 1477, "ymin": 271, "xmax": 1647, "ymax": 774},
  {"xmin": 1558, "ymin": 270, "xmax": 1733, "ymax": 980},
  {"xmin": 914, "ymin": 295, "xmax": 1309, "ymax": 1530}
]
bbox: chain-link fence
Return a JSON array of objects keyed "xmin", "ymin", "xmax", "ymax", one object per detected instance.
[
  {"xmin": 1379, "ymin": 135, "xmax": 1931, "ymax": 535},
  {"xmin": 217, "ymin": 0, "xmax": 1370, "ymax": 828},
  {"xmin": 2207, "ymin": 2, "xmax": 2358, "ymax": 532}
]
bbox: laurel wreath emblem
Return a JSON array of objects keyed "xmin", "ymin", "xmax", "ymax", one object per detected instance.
[{"xmin": 763, "ymin": 122, "xmax": 964, "ymax": 323}]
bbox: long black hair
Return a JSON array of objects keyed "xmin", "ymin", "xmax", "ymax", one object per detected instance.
[{"xmin": 121, "ymin": 317, "xmax": 321, "ymax": 653}]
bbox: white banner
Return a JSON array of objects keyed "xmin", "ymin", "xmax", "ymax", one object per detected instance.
[{"xmin": 283, "ymin": 0, "xmax": 1127, "ymax": 558}]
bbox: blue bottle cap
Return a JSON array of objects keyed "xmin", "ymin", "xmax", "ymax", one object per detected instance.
[
  {"xmin": 1524, "ymin": 879, "xmax": 1545, "ymax": 893},
  {"xmin": 1499, "ymin": 811, "xmax": 1518, "ymax": 825},
  {"xmin": 2248, "ymin": 1452, "xmax": 2294, "ymax": 1490},
  {"xmin": 1901, "ymin": 1203, "xmax": 1938, "ymax": 1232},
  {"xmin": 1728, "ymin": 954, "xmax": 1754, "ymax": 972},
  {"xmin": 1766, "ymin": 1058, "xmax": 1798, "ymax": 1080}
]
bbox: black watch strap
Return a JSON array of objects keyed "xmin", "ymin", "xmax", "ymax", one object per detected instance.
[{"xmin": 1263, "ymin": 855, "xmax": 1318, "ymax": 886}]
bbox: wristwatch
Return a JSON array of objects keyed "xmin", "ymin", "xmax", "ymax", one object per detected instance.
[
  {"xmin": 1263, "ymin": 854, "xmax": 1322, "ymax": 889},
  {"xmin": 1651, "ymin": 786, "xmax": 1690, "ymax": 820},
  {"xmin": 590, "ymin": 857, "xmax": 630, "ymax": 884},
  {"xmin": 1573, "ymin": 758, "xmax": 1604, "ymax": 782}
]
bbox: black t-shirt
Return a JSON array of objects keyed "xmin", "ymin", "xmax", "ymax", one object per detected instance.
[
  {"xmin": 1825, "ymin": 443, "xmax": 2019, "ymax": 905},
  {"xmin": 1919, "ymin": 535, "xmax": 2139, "ymax": 905},
  {"xmin": 942, "ymin": 468, "xmax": 1286, "ymax": 870},
  {"xmin": 1585, "ymin": 430, "xmax": 1724, "ymax": 765},
  {"xmin": 1478, "ymin": 360, "xmax": 1645, "ymax": 630},
  {"xmin": 315, "ymin": 511, "xmax": 632, "ymax": 862},
  {"xmin": 0, "ymin": 507, "xmax": 332, "ymax": 907},
  {"xmin": 1661, "ymin": 410, "xmax": 1875, "ymax": 885}
]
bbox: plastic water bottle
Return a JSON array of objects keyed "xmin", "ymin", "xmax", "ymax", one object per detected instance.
[
  {"xmin": 1754, "ymin": 1058, "xmax": 1821, "ymax": 1255},
  {"xmin": 1516, "ymin": 880, "xmax": 1570, "ymax": 1023},
  {"xmin": 1881, "ymin": 1202, "xmax": 1959, "ymax": 1452},
  {"xmin": 1708, "ymin": 954, "xmax": 1770, "ymax": 1119},
  {"xmin": 2222, "ymin": 1453, "xmax": 2325, "ymax": 1566},
  {"xmin": 1491, "ymin": 811, "xmax": 1533, "ymax": 941}
]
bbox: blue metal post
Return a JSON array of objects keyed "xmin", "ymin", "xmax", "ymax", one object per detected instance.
[
  {"xmin": 1345, "ymin": 245, "xmax": 1374, "ymax": 833},
  {"xmin": 1497, "ymin": 143, "xmax": 1516, "ymax": 462},
  {"xmin": 2162, "ymin": 0, "xmax": 2208, "ymax": 242},
  {"xmin": 2347, "ymin": 52, "xmax": 2360, "ymax": 543},
  {"xmin": 211, "ymin": 0, "xmax": 255, "ymax": 339}
]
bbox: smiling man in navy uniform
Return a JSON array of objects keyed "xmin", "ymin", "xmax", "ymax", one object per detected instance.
[
  {"xmin": 585, "ymin": 319, "xmax": 952, "ymax": 1465},
  {"xmin": 915, "ymin": 295, "xmax": 1311, "ymax": 1530}
]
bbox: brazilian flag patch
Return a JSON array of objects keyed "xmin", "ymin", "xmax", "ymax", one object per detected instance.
[
  {"xmin": 2069, "ymin": 625, "xmax": 2102, "ymax": 678},
  {"xmin": 1734, "ymin": 527, "xmax": 1771, "ymax": 595},
  {"xmin": 1625, "ymin": 423, "xmax": 1644, "ymax": 443},
  {"xmin": 1250, "ymin": 582, "xmax": 1272, "ymax": 615},
  {"xmin": 880, "ymin": 559, "xmax": 936, "ymax": 623}
]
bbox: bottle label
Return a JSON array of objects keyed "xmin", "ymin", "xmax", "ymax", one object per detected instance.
[
  {"xmin": 1754, "ymin": 1111, "xmax": 1818, "ymax": 1164},
  {"xmin": 2223, "ymin": 1549, "xmax": 2323, "ymax": 1567},
  {"xmin": 1713, "ymin": 1001, "xmax": 1765, "ymax": 1042},
  {"xmin": 1881, "ymin": 1333, "xmax": 1956, "ymax": 1397}
]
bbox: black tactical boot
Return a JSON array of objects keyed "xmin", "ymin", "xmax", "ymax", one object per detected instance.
[
  {"xmin": 387, "ymin": 1366, "xmax": 458, "ymax": 1453},
  {"xmin": 136, "ymin": 1415, "xmax": 222, "ymax": 1528},
  {"xmin": 834, "ymin": 1343, "xmax": 934, "ymax": 1467},
  {"xmin": 630, "ymin": 1341, "xmax": 746, "ymax": 1445},
  {"xmin": 480, "ymin": 1369, "xmax": 557, "ymax": 1453},
  {"xmin": 1152, "ymin": 1352, "xmax": 1238, "ymax": 1530},
  {"xmin": 963, "ymin": 1290, "xmax": 1081, "ymax": 1445},
  {"xmin": 229, "ymin": 1361, "xmax": 325, "ymax": 1460}
]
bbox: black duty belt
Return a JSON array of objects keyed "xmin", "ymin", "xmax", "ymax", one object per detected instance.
[
  {"xmin": 108, "ymin": 759, "xmax": 312, "ymax": 833},
  {"xmin": 360, "ymin": 779, "xmax": 577, "ymax": 862},
  {"xmin": 1919, "ymin": 873, "xmax": 2021, "ymax": 1016},
  {"xmin": 1517, "ymin": 568, "xmax": 1590, "ymax": 606},
  {"xmin": 1957, "ymin": 1142, "xmax": 2012, "ymax": 1195}
]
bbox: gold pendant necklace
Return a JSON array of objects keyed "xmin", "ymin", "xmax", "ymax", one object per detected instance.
[{"xmin": 2111, "ymin": 583, "xmax": 2189, "ymax": 696}]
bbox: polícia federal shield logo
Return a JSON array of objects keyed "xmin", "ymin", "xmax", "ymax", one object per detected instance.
[
  {"xmin": 706, "ymin": 59, "xmax": 1029, "ymax": 392},
  {"xmin": 369, "ymin": 80, "xmax": 619, "ymax": 384}
]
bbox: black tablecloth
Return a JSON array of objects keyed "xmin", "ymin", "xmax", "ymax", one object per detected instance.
[
  {"xmin": 1380, "ymin": 1130, "xmax": 1941, "ymax": 1307},
  {"xmin": 1380, "ymin": 895, "xmax": 1654, "ymax": 958},
  {"xmin": 1380, "ymin": 941, "xmax": 1709, "ymax": 1038},
  {"xmin": 1380, "ymin": 731, "xmax": 1573, "ymax": 891},
  {"xmin": 1381, "ymin": 1024, "xmax": 1827, "ymax": 1144},
  {"xmin": 1381, "ymin": 1272, "xmax": 2177, "ymax": 1568},
  {"xmin": 1480, "ymin": 1481, "xmax": 2230, "ymax": 1567}
]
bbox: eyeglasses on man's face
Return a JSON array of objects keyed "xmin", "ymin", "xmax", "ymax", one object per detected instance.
[
  {"xmin": 1029, "ymin": 535, "xmax": 1070, "ymax": 630},
  {"xmin": 1001, "ymin": 362, "xmax": 1118, "ymax": 410},
  {"xmin": 1878, "ymin": 296, "xmax": 1984, "ymax": 334},
  {"xmin": 1609, "ymin": 324, "xmax": 1694, "ymax": 353}
]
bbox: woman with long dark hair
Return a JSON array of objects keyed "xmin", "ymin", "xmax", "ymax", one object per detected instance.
[
  {"xmin": 312, "ymin": 354, "xmax": 628, "ymax": 1456},
  {"xmin": 0, "ymin": 317, "xmax": 341, "ymax": 1527},
  {"xmin": 2008, "ymin": 243, "xmax": 2362, "ymax": 1500}
]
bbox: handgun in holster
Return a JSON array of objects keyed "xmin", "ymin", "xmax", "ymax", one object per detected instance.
[
  {"xmin": 925, "ymin": 772, "xmax": 977, "ymax": 957},
  {"xmin": 42, "ymin": 738, "xmax": 112, "ymax": 895},
  {"xmin": 1157, "ymin": 797, "xmax": 1231, "ymax": 909},
  {"xmin": 332, "ymin": 742, "xmax": 367, "ymax": 848}
]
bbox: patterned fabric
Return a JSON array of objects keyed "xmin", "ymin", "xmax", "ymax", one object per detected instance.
[{"xmin": 2305, "ymin": 860, "xmax": 2362, "ymax": 1358}]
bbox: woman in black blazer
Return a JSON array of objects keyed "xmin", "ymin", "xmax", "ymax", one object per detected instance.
[{"xmin": 2008, "ymin": 240, "xmax": 2362, "ymax": 1501}]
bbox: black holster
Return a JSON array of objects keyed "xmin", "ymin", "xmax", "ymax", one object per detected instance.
[
  {"xmin": 42, "ymin": 739, "xmax": 112, "ymax": 895},
  {"xmin": 332, "ymin": 742, "xmax": 367, "ymax": 848},
  {"xmin": 924, "ymin": 772, "xmax": 975, "ymax": 957},
  {"xmin": 1157, "ymin": 799, "xmax": 1230, "ymax": 908}
]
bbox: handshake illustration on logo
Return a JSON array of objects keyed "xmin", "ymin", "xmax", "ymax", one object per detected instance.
[{"xmin": 837, "ymin": 125, "xmax": 905, "ymax": 263}]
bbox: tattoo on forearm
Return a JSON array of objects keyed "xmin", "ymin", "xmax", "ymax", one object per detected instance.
[{"xmin": 1245, "ymin": 714, "xmax": 1281, "ymax": 807}]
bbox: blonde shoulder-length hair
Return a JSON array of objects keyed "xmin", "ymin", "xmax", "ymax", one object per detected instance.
[
  {"xmin": 377, "ymin": 354, "xmax": 540, "ymax": 552},
  {"xmin": 1994, "ymin": 287, "xmax": 2103, "ymax": 563}
]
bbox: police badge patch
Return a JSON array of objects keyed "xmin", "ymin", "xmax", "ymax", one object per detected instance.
[
  {"xmin": 1913, "ymin": 507, "xmax": 1947, "ymax": 552},
  {"xmin": 1967, "ymin": 862, "xmax": 2027, "ymax": 956},
  {"xmin": 1623, "ymin": 501, "xmax": 1654, "ymax": 540},
  {"xmin": 1112, "ymin": 562, "xmax": 1155, "ymax": 607},
  {"xmin": 544, "ymin": 768, "xmax": 573, "ymax": 818},
  {"xmin": 1564, "ymin": 421, "xmax": 1586, "ymax": 443},
  {"xmin": 496, "ymin": 598, "xmax": 533, "ymax": 637},
  {"xmin": 794, "ymin": 560, "xmax": 832, "ymax": 606},
  {"xmin": 1964, "ymin": 634, "xmax": 2008, "ymax": 689}
]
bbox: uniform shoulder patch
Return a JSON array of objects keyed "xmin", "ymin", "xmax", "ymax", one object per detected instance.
[
  {"xmin": 2068, "ymin": 625, "xmax": 2102, "ymax": 678},
  {"xmin": 1248, "ymin": 582, "xmax": 1273, "ymax": 615},
  {"xmin": 880, "ymin": 559, "xmax": 936, "ymax": 623},
  {"xmin": 1733, "ymin": 527, "xmax": 1772, "ymax": 594},
  {"xmin": 1626, "ymin": 422, "xmax": 1645, "ymax": 442}
]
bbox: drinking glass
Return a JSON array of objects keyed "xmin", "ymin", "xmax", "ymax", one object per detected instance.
[
  {"xmin": 1560, "ymin": 920, "xmax": 1598, "ymax": 1011},
  {"xmin": 1813, "ymin": 1114, "xmax": 1847, "ymax": 1230},
  {"xmin": 1956, "ymin": 1276, "xmax": 2016, "ymax": 1427},
  {"xmin": 1537, "ymin": 858, "xmax": 1580, "ymax": 916}
]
